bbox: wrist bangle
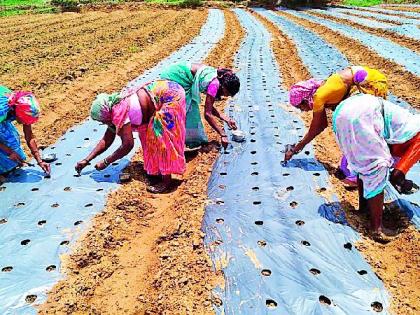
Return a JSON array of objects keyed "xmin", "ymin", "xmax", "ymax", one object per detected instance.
[{"xmin": 103, "ymin": 158, "xmax": 110, "ymax": 167}]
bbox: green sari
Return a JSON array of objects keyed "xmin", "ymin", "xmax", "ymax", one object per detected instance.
[{"xmin": 160, "ymin": 61, "xmax": 217, "ymax": 148}]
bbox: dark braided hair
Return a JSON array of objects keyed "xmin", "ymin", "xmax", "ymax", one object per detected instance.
[{"xmin": 217, "ymin": 68, "xmax": 240, "ymax": 97}]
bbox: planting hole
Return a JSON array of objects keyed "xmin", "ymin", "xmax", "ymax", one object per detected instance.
[
  {"xmin": 250, "ymin": 151, "xmax": 257, "ymax": 155},
  {"xmin": 251, "ymin": 162, "xmax": 258, "ymax": 165},
  {"xmin": 84, "ymin": 138, "xmax": 89, "ymax": 141},
  {"xmin": 25, "ymin": 295, "xmax": 37, "ymax": 304},
  {"xmin": 310, "ymin": 268, "xmax": 321, "ymax": 275},
  {"xmin": 38, "ymin": 220, "xmax": 46, "ymax": 226},
  {"xmin": 21, "ymin": 239, "xmax": 30, "ymax": 245},
  {"xmin": 31, "ymin": 188, "xmax": 39, "ymax": 192},
  {"xmin": 283, "ymin": 173, "xmax": 290, "ymax": 177},
  {"xmin": 290, "ymin": 201, "xmax": 298, "ymax": 208},
  {"xmin": 358, "ymin": 270, "xmax": 367, "ymax": 275},
  {"xmin": 0, "ymin": 218, "xmax": 7, "ymax": 224},
  {"xmin": 295, "ymin": 220, "xmax": 305, "ymax": 226},
  {"xmin": 112, "ymin": 162, "xmax": 118, "ymax": 166},
  {"xmin": 320, "ymin": 187, "xmax": 327, "ymax": 192},
  {"xmin": 305, "ymin": 151, "xmax": 310, "ymax": 155},
  {"xmin": 0, "ymin": 187, "xmax": 5, "ymax": 192},
  {"xmin": 319, "ymin": 295, "xmax": 331, "ymax": 306},
  {"xmin": 251, "ymin": 172, "xmax": 258, "ymax": 176},
  {"xmin": 46, "ymin": 265, "xmax": 56, "ymax": 272},
  {"xmin": 257, "ymin": 240, "xmax": 267, "ymax": 247},
  {"xmin": 286, "ymin": 186, "xmax": 294, "ymax": 191},
  {"xmin": 15, "ymin": 202, "xmax": 25, "ymax": 207},
  {"xmin": 64, "ymin": 187, "xmax": 71, "ymax": 192},
  {"xmin": 216, "ymin": 200, "xmax": 224, "ymax": 205},
  {"xmin": 216, "ymin": 218, "xmax": 224, "ymax": 224},
  {"xmin": 85, "ymin": 203, "xmax": 93, "ymax": 208},
  {"xmin": 371, "ymin": 302, "xmax": 383, "ymax": 312},
  {"xmin": 74, "ymin": 220, "xmax": 83, "ymax": 226},
  {"xmin": 255, "ymin": 221, "xmax": 263, "ymax": 226},
  {"xmin": 266, "ymin": 299, "xmax": 277, "ymax": 309},
  {"xmin": 313, "ymin": 173, "xmax": 320, "ymax": 177},
  {"xmin": 250, "ymin": 139, "xmax": 256, "ymax": 143},
  {"xmin": 51, "ymin": 203, "xmax": 59, "ymax": 208},
  {"xmin": 220, "ymin": 172, "xmax": 227, "ymax": 176},
  {"xmin": 261, "ymin": 269, "xmax": 271, "ymax": 276},
  {"xmin": 74, "ymin": 174, "xmax": 81, "ymax": 177},
  {"xmin": 253, "ymin": 201, "xmax": 261, "ymax": 205},
  {"xmin": 55, "ymin": 162, "xmax": 62, "ymax": 166},
  {"xmin": 344, "ymin": 242, "xmax": 352, "ymax": 250},
  {"xmin": 66, "ymin": 153, "xmax": 71, "ymax": 156},
  {"xmin": 301, "ymin": 240, "xmax": 310, "ymax": 246},
  {"xmin": 96, "ymin": 188, "xmax": 104, "ymax": 192},
  {"xmin": 60, "ymin": 240, "xmax": 69, "ymax": 246},
  {"xmin": 252, "ymin": 186, "xmax": 259, "ymax": 191},
  {"xmin": 2, "ymin": 266, "xmax": 13, "ymax": 272}
]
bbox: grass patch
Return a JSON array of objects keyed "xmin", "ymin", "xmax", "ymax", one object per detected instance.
[{"xmin": 145, "ymin": 0, "xmax": 202, "ymax": 7}]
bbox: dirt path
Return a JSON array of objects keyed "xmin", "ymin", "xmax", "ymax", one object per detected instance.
[
  {"xmin": 256, "ymin": 10, "xmax": 420, "ymax": 315},
  {"xmin": 381, "ymin": 5, "xmax": 420, "ymax": 14},
  {"xmin": 1, "ymin": 8, "xmax": 207, "ymax": 148},
  {"xmin": 308, "ymin": 11, "xmax": 420, "ymax": 53},
  {"xmin": 341, "ymin": 10, "xmax": 403, "ymax": 25},
  {"xmin": 353, "ymin": 6, "xmax": 420, "ymax": 19},
  {"xmin": 39, "ymin": 9, "xmax": 244, "ymax": 314}
]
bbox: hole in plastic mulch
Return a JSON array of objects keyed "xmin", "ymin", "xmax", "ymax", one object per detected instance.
[
  {"xmin": 251, "ymin": 172, "xmax": 259, "ymax": 176},
  {"xmin": 84, "ymin": 138, "xmax": 89, "ymax": 141},
  {"xmin": 216, "ymin": 218, "xmax": 224, "ymax": 224},
  {"xmin": 66, "ymin": 153, "xmax": 71, "ymax": 156},
  {"xmin": 15, "ymin": 202, "xmax": 25, "ymax": 207},
  {"xmin": 310, "ymin": 268, "xmax": 321, "ymax": 275},
  {"xmin": 2, "ymin": 266, "xmax": 13, "ymax": 272},
  {"xmin": 31, "ymin": 188, "xmax": 39, "ymax": 191},
  {"xmin": 255, "ymin": 221, "xmax": 263, "ymax": 226},
  {"xmin": 344, "ymin": 242, "xmax": 352, "ymax": 250},
  {"xmin": 74, "ymin": 220, "xmax": 83, "ymax": 226},
  {"xmin": 319, "ymin": 187, "xmax": 327, "ymax": 192},
  {"xmin": 250, "ymin": 151, "xmax": 257, "ymax": 155},
  {"xmin": 295, "ymin": 220, "xmax": 305, "ymax": 226},
  {"xmin": 21, "ymin": 239, "xmax": 30, "ymax": 245},
  {"xmin": 216, "ymin": 200, "xmax": 224, "ymax": 205},
  {"xmin": 301, "ymin": 240, "xmax": 310, "ymax": 246},
  {"xmin": 250, "ymin": 139, "xmax": 256, "ymax": 143},
  {"xmin": 220, "ymin": 172, "xmax": 227, "ymax": 176},
  {"xmin": 25, "ymin": 295, "xmax": 37, "ymax": 304},
  {"xmin": 85, "ymin": 203, "xmax": 93, "ymax": 208},
  {"xmin": 74, "ymin": 174, "xmax": 81, "ymax": 177},
  {"xmin": 290, "ymin": 201, "xmax": 298, "ymax": 208},
  {"xmin": 257, "ymin": 240, "xmax": 267, "ymax": 247},
  {"xmin": 0, "ymin": 218, "xmax": 7, "ymax": 224},
  {"xmin": 60, "ymin": 240, "xmax": 70, "ymax": 246},
  {"xmin": 252, "ymin": 186, "xmax": 259, "ymax": 191},
  {"xmin": 286, "ymin": 186, "xmax": 294, "ymax": 191},
  {"xmin": 64, "ymin": 187, "xmax": 71, "ymax": 191},
  {"xmin": 283, "ymin": 173, "xmax": 290, "ymax": 177},
  {"xmin": 358, "ymin": 270, "xmax": 367, "ymax": 275},
  {"xmin": 371, "ymin": 302, "xmax": 383, "ymax": 312},
  {"xmin": 319, "ymin": 295, "xmax": 331, "ymax": 306},
  {"xmin": 305, "ymin": 151, "xmax": 310, "ymax": 155},
  {"xmin": 55, "ymin": 162, "xmax": 62, "ymax": 166},
  {"xmin": 96, "ymin": 188, "xmax": 104, "ymax": 192},
  {"xmin": 266, "ymin": 299, "xmax": 278, "ymax": 309},
  {"xmin": 251, "ymin": 162, "xmax": 258, "ymax": 165},
  {"xmin": 38, "ymin": 220, "xmax": 47, "ymax": 226},
  {"xmin": 51, "ymin": 203, "xmax": 59, "ymax": 208},
  {"xmin": 46, "ymin": 265, "xmax": 56, "ymax": 272},
  {"xmin": 313, "ymin": 172, "xmax": 321, "ymax": 177},
  {"xmin": 253, "ymin": 201, "xmax": 261, "ymax": 205},
  {"xmin": 261, "ymin": 269, "xmax": 272, "ymax": 276}
]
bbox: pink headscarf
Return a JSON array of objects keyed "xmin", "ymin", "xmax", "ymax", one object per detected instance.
[
  {"xmin": 289, "ymin": 79, "xmax": 324, "ymax": 109},
  {"xmin": 8, "ymin": 91, "xmax": 40, "ymax": 125}
]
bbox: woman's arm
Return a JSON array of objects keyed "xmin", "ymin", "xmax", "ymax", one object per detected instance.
[
  {"xmin": 284, "ymin": 109, "xmax": 328, "ymax": 161},
  {"xmin": 22, "ymin": 124, "xmax": 50, "ymax": 173},
  {"xmin": 204, "ymin": 94, "xmax": 229, "ymax": 148},
  {"xmin": 95, "ymin": 123, "xmax": 134, "ymax": 170},
  {"xmin": 211, "ymin": 105, "xmax": 237, "ymax": 130},
  {"xmin": 75, "ymin": 127, "xmax": 116, "ymax": 173}
]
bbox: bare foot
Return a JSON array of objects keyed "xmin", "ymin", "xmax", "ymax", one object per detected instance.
[{"xmin": 146, "ymin": 182, "xmax": 171, "ymax": 194}]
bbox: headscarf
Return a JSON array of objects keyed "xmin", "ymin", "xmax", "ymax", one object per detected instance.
[
  {"xmin": 90, "ymin": 92, "xmax": 130, "ymax": 131},
  {"xmin": 351, "ymin": 67, "xmax": 388, "ymax": 99},
  {"xmin": 0, "ymin": 89, "xmax": 40, "ymax": 125},
  {"xmin": 289, "ymin": 78, "xmax": 324, "ymax": 109}
]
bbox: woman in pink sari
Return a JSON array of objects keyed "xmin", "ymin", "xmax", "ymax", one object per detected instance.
[{"xmin": 75, "ymin": 80, "xmax": 186, "ymax": 193}]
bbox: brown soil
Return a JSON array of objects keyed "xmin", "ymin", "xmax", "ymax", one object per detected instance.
[
  {"xmin": 258, "ymin": 10, "xmax": 420, "ymax": 315},
  {"xmin": 38, "ymin": 9, "xmax": 244, "ymax": 314},
  {"xmin": 0, "ymin": 8, "xmax": 207, "ymax": 148},
  {"xmin": 353, "ymin": 6, "xmax": 420, "ymax": 19},
  {"xmin": 308, "ymin": 11, "xmax": 420, "ymax": 53},
  {"xmin": 381, "ymin": 5, "xmax": 420, "ymax": 13},
  {"xmin": 341, "ymin": 10, "xmax": 403, "ymax": 25},
  {"xmin": 276, "ymin": 11, "xmax": 420, "ymax": 109}
]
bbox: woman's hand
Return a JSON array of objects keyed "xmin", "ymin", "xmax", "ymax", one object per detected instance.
[
  {"xmin": 284, "ymin": 144, "xmax": 297, "ymax": 162},
  {"xmin": 95, "ymin": 160, "xmax": 108, "ymax": 171},
  {"xmin": 38, "ymin": 161, "xmax": 51, "ymax": 175},
  {"xmin": 221, "ymin": 135, "xmax": 229, "ymax": 149},
  {"xmin": 75, "ymin": 159, "xmax": 89, "ymax": 174},
  {"xmin": 226, "ymin": 118, "xmax": 237, "ymax": 130},
  {"xmin": 8, "ymin": 151, "xmax": 25, "ymax": 166}
]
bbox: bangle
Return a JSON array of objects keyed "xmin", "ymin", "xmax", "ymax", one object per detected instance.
[
  {"xmin": 103, "ymin": 158, "xmax": 110, "ymax": 167},
  {"xmin": 221, "ymin": 135, "xmax": 227, "ymax": 138}
]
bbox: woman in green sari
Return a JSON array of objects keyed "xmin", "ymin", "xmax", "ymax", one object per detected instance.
[{"xmin": 160, "ymin": 62, "xmax": 240, "ymax": 149}]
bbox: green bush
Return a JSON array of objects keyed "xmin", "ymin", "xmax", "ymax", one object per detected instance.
[{"xmin": 51, "ymin": 0, "xmax": 80, "ymax": 11}]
